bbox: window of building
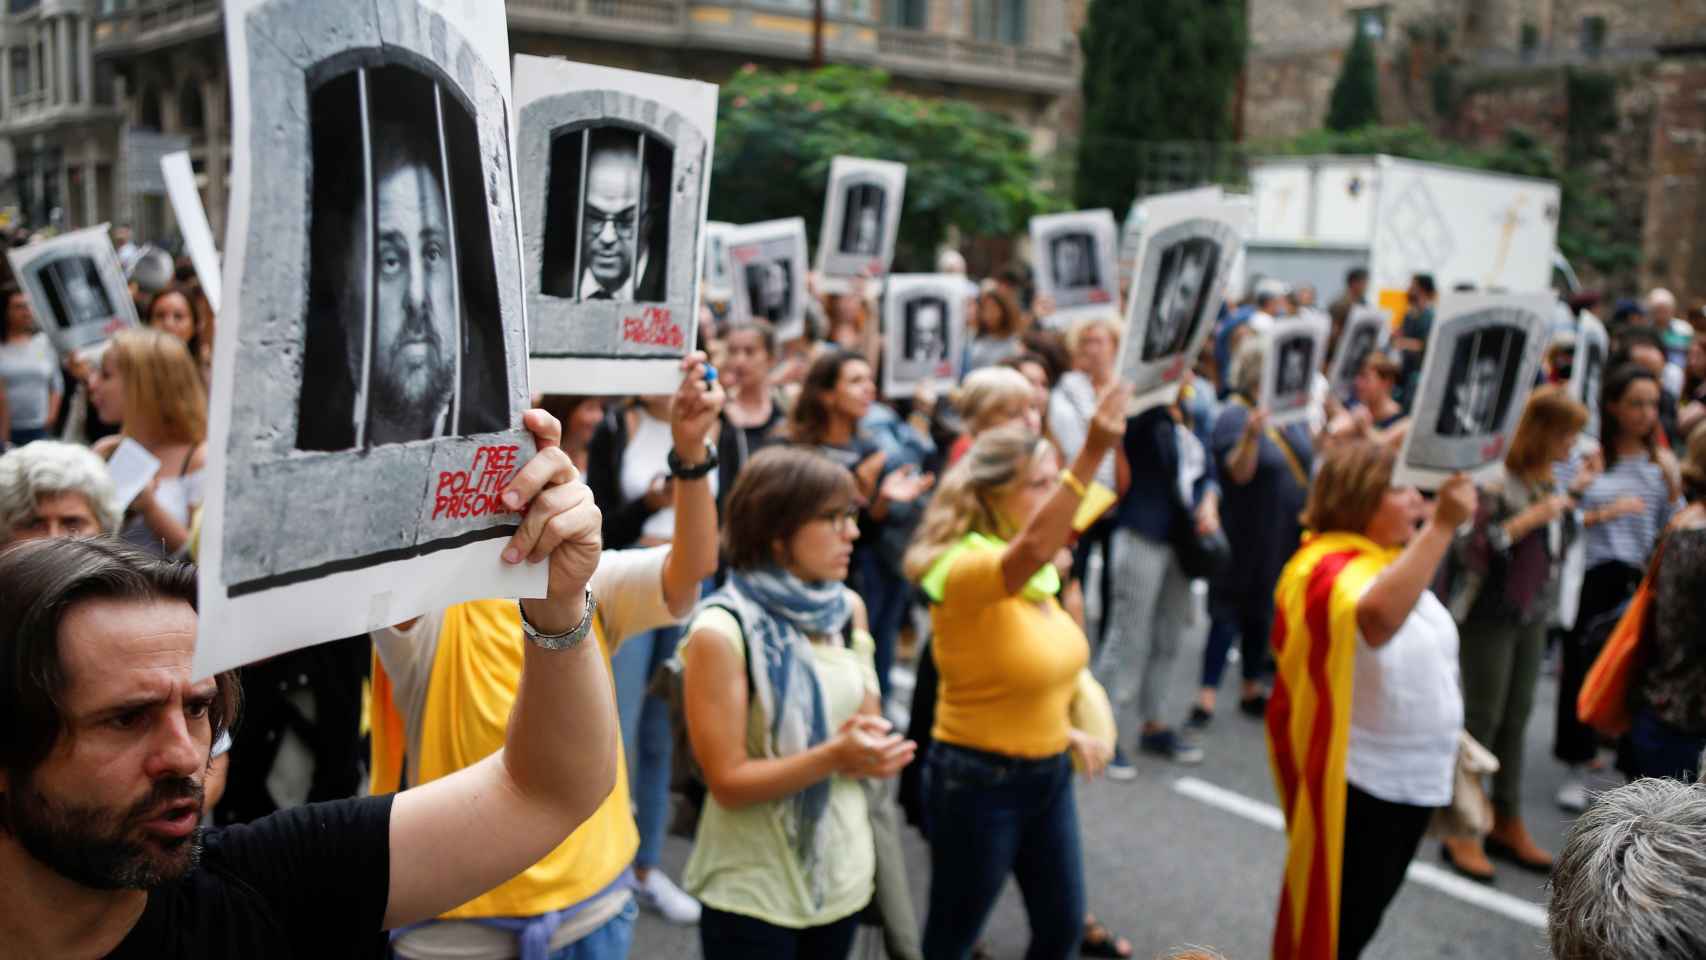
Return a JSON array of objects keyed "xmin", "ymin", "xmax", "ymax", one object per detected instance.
[
  {"xmin": 9, "ymin": 48, "xmax": 29, "ymax": 99},
  {"xmin": 178, "ymin": 80, "xmax": 204, "ymax": 132},
  {"xmin": 885, "ymin": 0, "xmax": 927, "ymax": 29},
  {"xmin": 750, "ymin": 0, "xmax": 872, "ymax": 16},
  {"xmin": 1579, "ymin": 15, "xmax": 1606, "ymax": 55},
  {"xmin": 971, "ymin": 0, "xmax": 1026, "ymax": 44},
  {"xmin": 1350, "ymin": 5, "xmax": 1387, "ymax": 41},
  {"xmin": 67, "ymin": 25, "xmax": 78, "ymax": 103}
]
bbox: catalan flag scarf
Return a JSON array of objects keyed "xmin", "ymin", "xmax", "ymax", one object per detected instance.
[{"xmin": 1265, "ymin": 531, "xmax": 1398, "ymax": 960}]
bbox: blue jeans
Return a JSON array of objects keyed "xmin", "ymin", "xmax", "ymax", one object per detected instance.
[
  {"xmin": 611, "ymin": 625, "xmax": 678, "ymax": 869},
  {"xmin": 855, "ymin": 547, "xmax": 906, "ymax": 703},
  {"xmin": 921, "ymin": 743, "xmax": 1085, "ymax": 960},
  {"xmin": 1200, "ymin": 599, "xmax": 1273, "ymax": 690},
  {"xmin": 1627, "ymin": 709, "xmax": 1706, "ymax": 782},
  {"xmin": 550, "ymin": 897, "xmax": 637, "ymax": 960}
]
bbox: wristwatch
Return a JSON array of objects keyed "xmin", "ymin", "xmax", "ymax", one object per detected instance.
[
  {"xmin": 518, "ymin": 590, "xmax": 596, "ymax": 650},
  {"xmin": 668, "ymin": 444, "xmax": 719, "ymax": 480}
]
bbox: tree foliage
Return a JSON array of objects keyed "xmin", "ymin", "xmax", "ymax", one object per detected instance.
[
  {"xmin": 1327, "ymin": 25, "xmax": 1382, "ymax": 131},
  {"xmin": 708, "ymin": 65, "xmax": 1057, "ymax": 271},
  {"xmin": 1073, "ymin": 0, "xmax": 1246, "ymax": 213}
]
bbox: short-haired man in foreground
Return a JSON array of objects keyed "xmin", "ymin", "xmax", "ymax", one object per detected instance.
[
  {"xmin": 1548, "ymin": 774, "xmax": 1706, "ymax": 959},
  {"xmin": 0, "ymin": 439, "xmax": 121, "ymax": 542},
  {"xmin": 0, "ymin": 408, "xmax": 618, "ymax": 957}
]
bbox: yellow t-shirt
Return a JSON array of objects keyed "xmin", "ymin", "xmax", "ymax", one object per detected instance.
[
  {"xmin": 678, "ymin": 605, "xmax": 879, "ymax": 929},
  {"xmin": 368, "ymin": 547, "xmax": 678, "ymax": 924},
  {"xmin": 929, "ymin": 546, "xmax": 1089, "ymax": 758}
]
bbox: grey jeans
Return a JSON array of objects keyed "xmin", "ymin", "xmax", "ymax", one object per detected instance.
[
  {"xmin": 1458, "ymin": 617, "xmax": 1546, "ymax": 818},
  {"xmin": 1093, "ymin": 527, "xmax": 1197, "ymax": 728}
]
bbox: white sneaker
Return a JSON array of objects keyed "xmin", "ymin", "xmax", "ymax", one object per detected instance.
[
  {"xmin": 1555, "ymin": 777, "xmax": 1588, "ymax": 813},
  {"xmin": 636, "ymin": 868, "xmax": 701, "ymax": 925}
]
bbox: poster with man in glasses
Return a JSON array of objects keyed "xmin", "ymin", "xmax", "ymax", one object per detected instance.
[
  {"xmin": 198, "ymin": 0, "xmax": 543, "ymax": 674},
  {"xmin": 517, "ymin": 56, "xmax": 718, "ymax": 395},
  {"xmin": 1394, "ymin": 292, "xmax": 1551, "ymax": 489}
]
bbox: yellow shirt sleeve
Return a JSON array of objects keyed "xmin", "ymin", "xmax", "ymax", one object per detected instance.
[{"xmin": 938, "ymin": 546, "xmax": 1012, "ymax": 618}]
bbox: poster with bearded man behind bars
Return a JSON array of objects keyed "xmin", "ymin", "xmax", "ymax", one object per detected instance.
[{"xmin": 196, "ymin": 0, "xmax": 543, "ymax": 677}]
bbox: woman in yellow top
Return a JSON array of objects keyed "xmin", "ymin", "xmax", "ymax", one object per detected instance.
[
  {"xmin": 903, "ymin": 380, "xmax": 1128, "ymax": 959},
  {"xmin": 681, "ymin": 446, "xmax": 916, "ymax": 960}
]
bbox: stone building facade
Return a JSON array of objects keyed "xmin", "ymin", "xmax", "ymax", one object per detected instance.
[
  {"xmin": 84, "ymin": 0, "xmax": 1083, "ymax": 246},
  {"xmin": 1243, "ymin": 0, "xmax": 1706, "ymax": 297},
  {"xmin": 0, "ymin": 0, "xmax": 123, "ymax": 231}
]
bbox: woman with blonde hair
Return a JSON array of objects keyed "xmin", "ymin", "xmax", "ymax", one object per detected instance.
[
  {"xmin": 1441, "ymin": 385, "xmax": 1594, "ymax": 881},
  {"xmin": 905, "ymin": 380, "xmax": 1127, "ymax": 959},
  {"xmin": 89, "ymin": 326, "xmax": 207, "ymax": 555},
  {"xmin": 944, "ymin": 365, "xmax": 1039, "ymax": 464}
]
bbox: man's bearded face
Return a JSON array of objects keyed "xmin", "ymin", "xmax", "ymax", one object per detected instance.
[
  {"xmin": 7, "ymin": 770, "xmax": 205, "ymax": 890},
  {"xmin": 371, "ymin": 161, "xmax": 456, "ymax": 423}
]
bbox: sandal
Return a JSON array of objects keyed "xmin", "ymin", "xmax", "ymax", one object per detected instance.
[{"xmin": 1082, "ymin": 915, "xmax": 1134, "ymax": 958}]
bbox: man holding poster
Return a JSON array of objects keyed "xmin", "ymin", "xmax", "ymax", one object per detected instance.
[{"xmin": 0, "ymin": 407, "xmax": 619, "ymax": 958}]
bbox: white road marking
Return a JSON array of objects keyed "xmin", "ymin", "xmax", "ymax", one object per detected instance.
[{"xmin": 1172, "ymin": 776, "xmax": 1549, "ymax": 930}]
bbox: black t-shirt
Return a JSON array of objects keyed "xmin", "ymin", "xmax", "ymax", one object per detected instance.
[{"xmin": 106, "ymin": 794, "xmax": 393, "ymax": 959}]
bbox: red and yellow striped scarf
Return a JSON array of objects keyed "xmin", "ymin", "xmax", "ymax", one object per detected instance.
[{"xmin": 1265, "ymin": 532, "xmax": 1397, "ymax": 960}]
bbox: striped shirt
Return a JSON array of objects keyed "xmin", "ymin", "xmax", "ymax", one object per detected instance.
[{"xmin": 1560, "ymin": 450, "xmax": 1680, "ymax": 570}]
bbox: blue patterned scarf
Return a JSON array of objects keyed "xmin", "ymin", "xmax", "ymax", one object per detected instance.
[{"xmin": 692, "ymin": 566, "xmax": 850, "ymax": 907}]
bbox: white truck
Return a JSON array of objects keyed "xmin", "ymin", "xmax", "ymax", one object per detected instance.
[{"xmin": 1245, "ymin": 155, "xmax": 1573, "ymax": 318}]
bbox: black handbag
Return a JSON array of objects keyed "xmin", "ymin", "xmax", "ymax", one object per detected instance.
[{"xmin": 1169, "ymin": 506, "xmax": 1231, "ymax": 579}]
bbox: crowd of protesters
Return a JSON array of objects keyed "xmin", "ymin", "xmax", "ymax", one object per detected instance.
[{"xmin": 3, "ymin": 217, "xmax": 1706, "ymax": 960}]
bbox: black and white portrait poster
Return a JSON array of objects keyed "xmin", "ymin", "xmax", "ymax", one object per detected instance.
[
  {"xmin": 516, "ymin": 55, "xmax": 717, "ymax": 396},
  {"xmin": 702, "ymin": 220, "xmax": 735, "ymax": 304},
  {"xmin": 197, "ymin": 0, "xmax": 543, "ymax": 676},
  {"xmin": 1030, "ymin": 209, "xmax": 1119, "ymax": 325},
  {"xmin": 1328, "ymin": 305, "xmax": 1390, "ymax": 405},
  {"xmin": 5, "ymin": 224, "xmax": 137, "ymax": 356},
  {"xmin": 1116, "ymin": 194, "xmax": 1248, "ymax": 414},
  {"xmin": 815, "ymin": 156, "xmax": 906, "ymax": 293},
  {"xmin": 1261, "ymin": 314, "xmax": 1329, "ymax": 428},
  {"xmin": 881, "ymin": 273, "xmax": 964, "ymax": 400},
  {"xmin": 1394, "ymin": 292, "xmax": 1551, "ymax": 490},
  {"xmin": 726, "ymin": 217, "xmax": 808, "ymax": 341},
  {"xmin": 1570, "ymin": 311, "xmax": 1608, "ymax": 440}
]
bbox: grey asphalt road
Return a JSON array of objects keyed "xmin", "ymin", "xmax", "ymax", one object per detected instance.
[{"xmin": 630, "ymin": 618, "xmax": 1615, "ymax": 960}]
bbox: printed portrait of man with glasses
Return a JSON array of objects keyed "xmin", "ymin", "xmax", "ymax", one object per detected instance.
[{"xmin": 541, "ymin": 125, "xmax": 672, "ymax": 303}]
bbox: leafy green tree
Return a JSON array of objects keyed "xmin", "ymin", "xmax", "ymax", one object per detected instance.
[
  {"xmin": 1327, "ymin": 25, "xmax": 1381, "ymax": 131},
  {"xmin": 1073, "ymin": 0, "xmax": 1246, "ymax": 213},
  {"xmin": 709, "ymin": 65, "xmax": 1056, "ymax": 271}
]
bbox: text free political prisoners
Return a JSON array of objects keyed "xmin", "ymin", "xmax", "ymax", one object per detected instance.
[{"xmin": 433, "ymin": 445, "xmax": 522, "ymax": 521}]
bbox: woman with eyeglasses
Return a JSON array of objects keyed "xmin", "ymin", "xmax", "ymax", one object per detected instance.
[
  {"xmin": 680, "ymin": 446, "xmax": 915, "ymax": 960},
  {"xmin": 903, "ymin": 380, "xmax": 1129, "ymax": 959}
]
